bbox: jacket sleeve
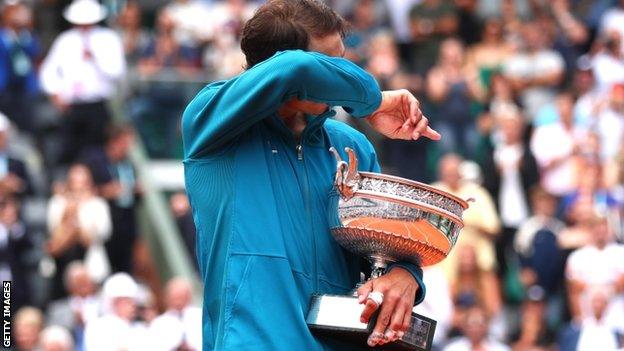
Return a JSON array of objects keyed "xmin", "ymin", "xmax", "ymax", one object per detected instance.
[
  {"xmin": 182, "ymin": 50, "xmax": 382, "ymax": 159},
  {"xmin": 387, "ymin": 262, "xmax": 426, "ymax": 305}
]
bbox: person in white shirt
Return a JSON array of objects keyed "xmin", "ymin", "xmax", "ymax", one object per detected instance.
[
  {"xmin": 40, "ymin": 0, "xmax": 126, "ymax": 164},
  {"xmin": 600, "ymin": 0, "xmax": 624, "ymax": 56},
  {"xmin": 148, "ymin": 277, "xmax": 202, "ymax": 351},
  {"xmin": 84, "ymin": 273, "xmax": 149, "ymax": 351},
  {"xmin": 443, "ymin": 305, "xmax": 510, "ymax": 351},
  {"xmin": 566, "ymin": 215, "xmax": 624, "ymax": 333},
  {"xmin": 40, "ymin": 325, "xmax": 75, "ymax": 351},
  {"xmin": 530, "ymin": 91, "xmax": 584, "ymax": 197}
]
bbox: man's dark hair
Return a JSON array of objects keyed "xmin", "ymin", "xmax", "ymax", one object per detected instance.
[
  {"xmin": 106, "ymin": 123, "xmax": 135, "ymax": 142},
  {"xmin": 240, "ymin": 0, "xmax": 348, "ymax": 68}
]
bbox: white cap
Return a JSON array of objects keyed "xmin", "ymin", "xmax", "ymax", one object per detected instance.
[
  {"xmin": 102, "ymin": 273, "xmax": 138, "ymax": 300},
  {"xmin": 0, "ymin": 112, "xmax": 10, "ymax": 133},
  {"xmin": 63, "ymin": 0, "xmax": 107, "ymax": 25}
]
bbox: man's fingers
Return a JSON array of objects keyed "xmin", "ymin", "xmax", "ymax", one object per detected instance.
[
  {"xmin": 422, "ymin": 126, "xmax": 441, "ymax": 140},
  {"xmin": 360, "ymin": 298, "xmax": 380, "ymax": 324},
  {"xmin": 384, "ymin": 304, "xmax": 406, "ymax": 342},
  {"xmin": 401, "ymin": 308, "xmax": 413, "ymax": 335},
  {"xmin": 408, "ymin": 95, "xmax": 420, "ymax": 125},
  {"xmin": 357, "ymin": 281, "xmax": 373, "ymax": 304},
  {"xmin": 369, "ymin": 300, "xmax": 395, "ymax": 346}
]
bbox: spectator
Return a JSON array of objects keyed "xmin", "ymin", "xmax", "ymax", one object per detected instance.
[
  {"xmin": 14, "ymin": 306, "xmax": 44, "ymax": 351},
  {"xmin": 83, "ymin": 273, "xmax": 148, "ymax": 351},
  {"xmin": 170, "ymin": 192, "xmax": 197, "ymax": 268},
  {"xmin": 600, "ymin": 0, "xmax": 624, "ymax": 56},
  {"xmin": 0, "ymin": 195, "xmax": 32, "ymax": 312},
  {"xmin": 449, "ymin": 245, "xmax": 502, "ymax": 330},
  {"xmin": 40, "ymin": 0, "xmax": 126, "ymax": 164},
  {"xmin": 0, "ymin": 1, "xmax": 39, "ymax": 132},
  {"xmin": 559, "ymin": 287, "xmax": 624, "ymax": 351},
  {"xmin": 166, "ymin": 0, "xmax": 212, "ymax": 49},
  {"xmin": 133, "ymin": 8, "xmax": 200, "ymax": 158},
  {"xmin": 590, "ymin": 31, "xmax": 624, "ymax": 94},
  {"xmin": 530, "ymin": 91, "xmax": 584, "ymax": 197},
  {"xmin": 503, "ymin": 20, "xmax": 565, "ymax": 120},
  {"xmin": 434, "ymin": 154, "xmax": 501, "ymax": 281},
  {"xmin": 482, "ymin": 107, "xmax": 539, "ymax": 277},
  {"xmin": 343, "ymin": 0, "xmax": 384, "ymax": 66},
  {"xmin": 115, "ymin": 1, "xmax": 149, "ymax": 66},
  {"xmin": 466, "ymin": 18, "xmax": 515, "ymax": 90},
  {"xmin": 408, "ymin": 0, "xmax": 458, "ymax": 73},
  {"xmin": 0, "ymin": 112, "xmax": 32, "ymax": 198},
  {"xmin": 595, "ymin": 83, "xmax": 624, "ymax": 162},
  {"xmin": 454, "ymin": 0, "xmax": 481, "ymax": 46},
  {"xmin": 46, "ymin": 261, "xmax": 101, "ymax": 347},
  {"xmin": 148, "ymin": 277, "xmax": 202, "ymax": 350},
  {"xmin": 443, "ymin": 305, "xmax": 510, "ymax": 351},
  {"xmin": 46, "ymin": 164, "xmax": 112, "ymax": 298},
  {"xmin": 40, "ymin": 325, "xmax": 75, "ymax": 351},
  {"xmin": 565, "ymin": 214, "xmax": 624, "ymax": 331},
  {"xmin": 572, "ymin": 55, "xmax": 601, "ymax": 129},
  {"xmin": 514, "ymin": 186, "xmax": 567, "ymax": 349},
  {"xmin": 81, "ymin": 125, "xmax": 139, "ymax": 274},
  {"xmin": 561, "ymin": 163, "xmax": 620, "ymax": 220},
  {"xmin": 427, "ymin": 37, "xmax": 484, "ymax": 157}
]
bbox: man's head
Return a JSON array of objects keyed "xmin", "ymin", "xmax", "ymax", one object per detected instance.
[
  {"xmin": 2, "ymin": 1, "xmax": 32, "ymax": 31},
  {"xmin": 496, "ymin": 104, "xmax": 524, "ymax": 145},
  {"xmin": 103, "ymin": 273, "xmax": 139, "ymax": 321},
  {"xmin": 165, "ymin": 277, "xmax": 193, "ymax": 312},
  {"xmin": 14, "ymin": 306, "xmax": 44, "ymax": 350},
  {"xmin": 240, "ymin": 0, "xmax": 348, "ymax": 68},
  {"xmin": 438, "ymin": 153, "xmax": 463, "ymax": 189},
  {"xmin": 64, "ymin": 261, "xmax": 95, "ymax": 298},
  {"xmin": 106, "ymin": 124, "xmax": 135, "ymax": 161},
  {"xmin": 462, "ymin": 305, "xmax": 489, "ymax": 344}
]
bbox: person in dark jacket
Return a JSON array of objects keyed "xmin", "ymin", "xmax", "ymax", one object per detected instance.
[{"xmin": 482, "ymin": 105, "xmax": 539, "ymax": 279}]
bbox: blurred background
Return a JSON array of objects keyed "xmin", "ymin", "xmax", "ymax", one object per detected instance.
[{"xmin": 1, "ymin": 0, "xmax": 623, "ymax": 350}]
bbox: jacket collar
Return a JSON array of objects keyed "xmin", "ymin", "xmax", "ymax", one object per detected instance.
[{"xmin": 266, "ymin": 108, "xmax": 336, "ymax": 147}]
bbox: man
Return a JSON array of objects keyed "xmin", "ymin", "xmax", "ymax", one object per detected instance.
[
  {"xmin": 182, "ymin": 0, "xmax": 440, "ymax": 349},
  {"xmin": 83, "ymin": 273, "xmax": 148, "ymax": 351},
  {"xmin": 148, "ymin": 277, "xmax": 202, "ymax": 350},
  {"xmin": 442, "ymin": 305, "xmax": 510, "ymax": 351},
  {"xmin": 0, "ymin": 1, "xmax": 39, "ymax": 132},
  {"xmin": 0, "ymin": 112, "xmax": 31, "ymax": 198},
  {"xmin": 47, "ymin": 261, "xmax": 101, "ymax": 347},
  {"xmin": 40, "ymin": 0, "xmax": 126, "ymax": 164},
  {"xmin": 81, "ymin": 125, "xmax": 139, "ymax": 274}
]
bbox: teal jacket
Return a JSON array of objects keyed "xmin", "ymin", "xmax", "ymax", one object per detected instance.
[{"xmin": 182, "ymin": 50, "xmax": 425, "ymax": 350}]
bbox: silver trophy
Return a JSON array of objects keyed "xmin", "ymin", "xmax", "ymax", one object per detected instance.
[{"xmin": 306, "ymin": 147, "xmax": 470, "ymax": 350}]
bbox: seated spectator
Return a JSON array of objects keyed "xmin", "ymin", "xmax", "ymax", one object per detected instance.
[
  {"xmin": 115, "ymin": 1, "xmax": 149, "ymax": 65},
  {"xmin": 81, "ymin": 125, "xmax": 140, "ymax": 274},
  {"xmin": 40, "ymin": 325, "xmax": 74, "ymax": 351},
  {"xmin": 566, "ymin": 214, "xmax": 624, "ymax": 331},
  {"xmin": 595, "ymin": 83, "xmax": 624, "ymax": 162},
  {"xmin": 84, "ymin": 273, "xmax": 148, "ymax": 351},
  {"xmin": 591, "ymin": 31, "xmax": 624, "ymax": 94},
  {"xmin": 166, "ymin": 0, "xmax": 212, "ymax": 49},
  {"xmin": 426, "ymin": 37, "xmax": 484, "ymax": 157},
  {"xmin": 514, "ymin": 186, "xmax": 567, "ymax": 349},
  {"xmin": 561, "ymin": 162, "xmax": 620, "ymax": 220},
  {"xmin": 530, "ymin": 91, "xmax": 584, "ymax": 197},
  {"xmin": 482, "ymin": 106, "xmax": 539, "ymax": 278},
  {"xmin": 170, "ymin": 192, "xmax": 197, "ymax": 269},
  {"xmin": 0, "ymin": 113, "xmax": 32, "ymax": 198},
  {"xmin": 14, "ymin": 306, "xmax": 44, "ymax": 351},
  {"xmin": 0, "ymin": 195, "xmax": 32, "ymax": 312},
  {"xmin": 148, "ymin": 277, "xmax": 202, "ymax": 350},
  {"xmin": 559, "ymin": 287, "xmax": 624, "ymax": 351},
  {"xmin": 434, "ymin": 154, "xmax": 501, "ymax": 281},
  {"xmin": 443, "ymin": 305, "xmax": 510, "ymax": 351},
  {"xmin": 47, "ymin": 261, "xmax": 101, "ymax": 347},
  {"xmin": 408, "ymin": 0, "xmax": 458, "ymax": 73},
  {"xmin": 449, "ymin": 245, "xmax": 502, "ymax": 329},
  {"xmin": 466, "ymin": 18, "xmax": 515, "ymax": 89},
  {"xmin": 46, "ymin": 164, "xmax": 112, "ymax": 299},
  {"xmin": 503, "ymin": 20, "xmax": 565, "ymax": 120},
  {"xmin": 0, "ymin": 1, "xmax": 39, "ymax": 133}
]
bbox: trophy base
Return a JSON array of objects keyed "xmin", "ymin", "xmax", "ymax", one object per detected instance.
[{"xmin": 306, "ymin": 294, "xmax": 436, "ymax": 350}]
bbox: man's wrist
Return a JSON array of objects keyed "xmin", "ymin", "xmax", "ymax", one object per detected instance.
[{"xmin": 387, "ymin": 262, "xmax": 426, "ymax": 305}]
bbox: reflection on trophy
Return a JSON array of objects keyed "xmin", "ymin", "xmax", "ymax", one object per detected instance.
[{"xmin": 306, "ymin": 147, "xmax": 471, "ymax": 350}]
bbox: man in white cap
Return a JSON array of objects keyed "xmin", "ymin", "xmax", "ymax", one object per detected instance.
[
  {"xmin": 0, "ymin": 112, "xmax": 30, "ymax": 197},
  {"xmin": 83, "ymin": 272, "xmax": 148, "ymax": 351},
  {"xmin": 40, "ymin": 0, "xmax": 126, "ymax": 164}
]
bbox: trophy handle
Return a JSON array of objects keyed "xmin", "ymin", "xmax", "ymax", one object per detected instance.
[{"xmin": 329, "ymin": 147, "xmax": 360, "ymax": 200}]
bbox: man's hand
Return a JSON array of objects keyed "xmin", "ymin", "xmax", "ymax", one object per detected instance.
[
  {"xmin": 357, "ymin": 267, "xmax": 419, "ymax": 347},
  {"xmin": 367, "ymin": 90, "xmax": 440, "ymax": 141}
]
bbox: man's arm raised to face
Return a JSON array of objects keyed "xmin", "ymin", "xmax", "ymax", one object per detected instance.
[{"xmin": 182, "ymin": 50, "xmax": 382, "ymax": 159}]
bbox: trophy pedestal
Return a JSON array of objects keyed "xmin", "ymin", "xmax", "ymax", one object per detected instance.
[{"xmin": 306, "ymin": 294, "xmax": 436, "ymax": 351}]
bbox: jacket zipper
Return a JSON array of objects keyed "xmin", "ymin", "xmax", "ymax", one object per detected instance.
[{"xmin": 296, "ymin": 143, "xmax": 318, "ymax": 292}]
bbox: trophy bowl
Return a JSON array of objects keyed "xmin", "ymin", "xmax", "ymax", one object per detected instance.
[
  {"xmin": 306, "ymin": 147, "xmax": 471, "ymax": 351},
  {"xmin": 329, "ymin": 147, "xmax": 470, "ymax": 268}
]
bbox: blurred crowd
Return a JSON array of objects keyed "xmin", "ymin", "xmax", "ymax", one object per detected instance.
[{"xmin": 1, "ymin": 0, "xmax": 624, "ymax": 350}]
